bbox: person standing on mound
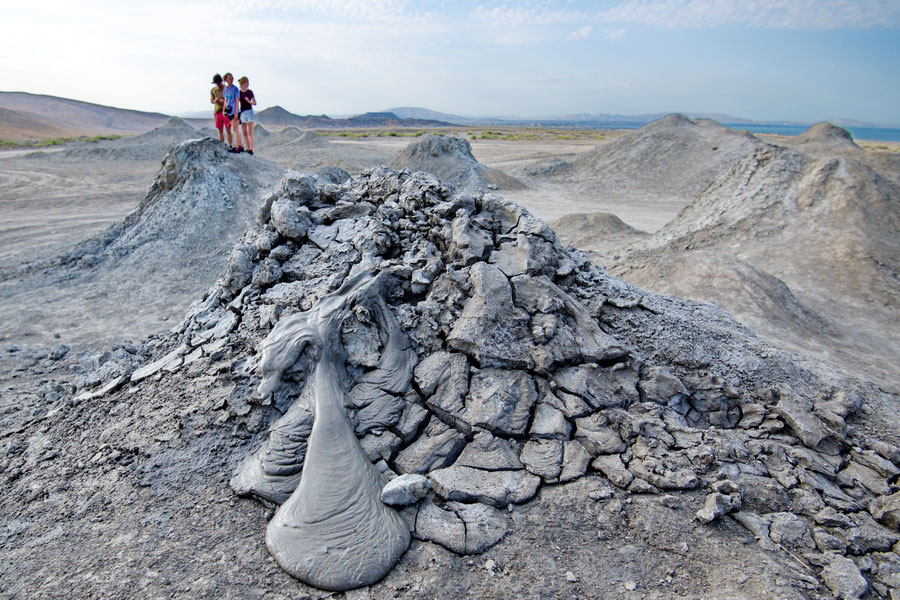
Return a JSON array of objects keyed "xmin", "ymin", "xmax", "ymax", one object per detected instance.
[
  {"xmin": 238, "ymin": 76, "xmax": 256, "ymax": 155},
  {"xmin": 222, "ymin": 73, "xmax": 243, "ymax": 153},
  {"xmin": 210, "ymin": 74, "xmax": 230, "ymax": 145}
]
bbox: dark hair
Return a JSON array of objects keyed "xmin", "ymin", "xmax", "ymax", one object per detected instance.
[
  {"xmin": 212, "ymin": 73, "xmax": 223, "ymax": 84},
  {"xmin": 223, "ymin": 72, "xmax": 233, "ymax": 80}
]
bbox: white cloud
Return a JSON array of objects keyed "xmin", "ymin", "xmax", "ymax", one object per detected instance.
[
  {"xmin": 569, "ymin": 25, "xmax": 593, "ymax": 40},
  {"xmin": 594, "ymin": 0, "xmax": 900, "ymax": 30},
  {"xmin": 605, "ymin": 28, "xmax": 626, "ymax": 40},
  {"xmin": 472, "ymin": 4, "xmax": 589, "ymax": 26}
]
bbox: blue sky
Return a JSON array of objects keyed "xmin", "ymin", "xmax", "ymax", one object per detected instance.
[{"xmin": 3, "ymin": 0, "xmax": 899, "ymax": 124}]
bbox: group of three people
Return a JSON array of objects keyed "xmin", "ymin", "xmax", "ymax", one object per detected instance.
[{"xmin": 210, "ymin": 73, "xmax": 256, "ymax": 154}]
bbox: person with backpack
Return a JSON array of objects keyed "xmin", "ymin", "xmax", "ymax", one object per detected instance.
[{"xmin": 222, "ymin": 72, "xmax": 243, "ymax": 153}]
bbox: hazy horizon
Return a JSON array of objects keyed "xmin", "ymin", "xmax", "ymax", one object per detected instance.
[{"xmin": 4, "ymin": 1, "xmax": 900, "ymax": 126}]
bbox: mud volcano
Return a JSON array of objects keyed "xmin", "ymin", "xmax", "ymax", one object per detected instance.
[
  {"xmin": 4, "ymin": 168, "xmax": 898, "ymax": 599},
  {"xmin": 388, "ymin": 134, "xmax": 524, "ymax": 192}
]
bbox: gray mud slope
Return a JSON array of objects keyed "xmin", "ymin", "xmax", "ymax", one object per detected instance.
[
  {"xmin": 530, "ymin": 114, "xmax": 760, "ymax": 201},
  {"xmin": 257, "ymin": 130, "xmax": 389, "ymax": 174},
  {"xmin": 774, "ymin": 122, "xmax": 900, "ymax": 187},
  {"xmin": 27, "ymin": 116, "xmax": 208, "ymax": 163},
  {"xmin": 607, "ymin": 131, "xmax": 900, "ymax": 391},
  {"xmin": 388, "ymin": 134, "xmax": 525, "ymax": 192},
  {"xmin": 2, "ymin": 169, "xmax": 898, "ymax": 600},
  {"xmin": 0, "ymin": 138, "xmax": 284, "ymax": 348}
]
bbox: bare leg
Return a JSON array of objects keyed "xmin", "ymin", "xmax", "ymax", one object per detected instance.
[
  {"xmin": 232, "ymin": 118, "xmax": 243, "ymax": 149},
  {"xmin": 217, "ymin": 126, "xmax": 224, "ymax": 142},
  {"xmin": 241, "ymin": 123, "xmax": 249, "ymax": 150},
  {"xmin": 225, "ymin": 125, "xmax": 233, "ymax": 147},
  {"xmin": 248, "ymin": 121, "xmax": 255, "ymax": 151}
]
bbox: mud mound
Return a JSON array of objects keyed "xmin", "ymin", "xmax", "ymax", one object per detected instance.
[
  {"xmin": 549, "ymin": 212, "xmax": 648, "ymax": 254},
  {"xmin": 387, "ymin": 134, "xmax": 524, "ymax": 192},
  {"xmin": 252, "ymin": 124, "xmax": 273, "ymax": 143},
  {"xmin": 8, "ymin": 168, "xmax": 899, "ymax": 598},
  {"xmin": 275, "ymin": 130, "xmax": 331, "ymax": 150},
  {"xmin": 544, "ymin": 114, "xmax": 761, "ymax": 208},
  {"xmin": 607, "ymin": 142, "xmax": 900, "ymax": 390},
  {"xmin": 774, "ymin": 122, "xmax": 900, "ymax": 186},
  {"xmin": 275, "ymin": 126, "xmax": 302, "ymax": 141},
  {"xmin": 257, "ymin": 130, "xmax": 388, "ymax": 174},
  {"xmin": 0, "ymin": 138, "xmax": 284, "ymax": 347},
  {"xmin": 787, "ymin": 122, "xmax": 860, "ymax": 153},
  {"xmin": 33, "ymin": 116, "xmax": 208, "ymax": 163},
  {"xmin": 649, "ymin": 145, "xmax": 899, "ymax": 303}
]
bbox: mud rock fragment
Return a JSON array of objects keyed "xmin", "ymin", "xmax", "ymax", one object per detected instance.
[
  {"xmin": 638, "ymin": 367, "xmax": 689, "ymax": 408},
  {"xmin": 428, "ymin": 465, "xmax": 541, "ymax": 507},
  {"xmin": 452, "ymin": 431, "xmax": 522, "ymax": 470},
  {"xmin": 393, "ymin": 401, "xmax": 430, "ymax": 444},
  {"xmin": 840, "ymin": 513, "xmax": 899, "ymax": 553},
  {"xmin": 520, "ymin": 440, "xmax": 564, "ymax": 480},
  {"xmin": 529, "ymin": 402, "xmax": 572, "ymax": 439},
  {"xmin": 464, "ymin": 369, "xmax": 536, "ymax": 436},
  {"xmin": 381, "ymin": 474, "xmax": 431, "ymax": 506},
  {"xmin": 270, "ymin": 198, "xmax": 312, "ymax": 241},
  {"xmin": 553, "ymin": 364, "xmax": 639, "ymax": 410},
  {"xmin": 821, "ymin": 555, "xmax": 868, "ymax": 600},
  {"xmin": 837, "ymin": 460, "xmax": 891, "ymax": 496},
  {"xmin": 393, "ymin": 419, "xmax": 467, "ymax": 475},
  {"xmin": 630, "ymin": 458, "xmax": 699, "ymax": 491},
  {"xmin": 416, "ymin": 352, "xmax": 469, "ymax": 418},
  {"xmin": 591, "ymin": 454, "xmax": 634, "ymax": 489},
  {"xmin": 413, "ymin": 499, "xmax": 508, "ymax": 554},
  {"xmin": 773, "ymin": 386, "xmax": 843, "ymax": 454},
  {"xmin": 696, "ymin": 491, "xmax": 742, "ymax": 523},
  {"xmin": 574, "ymin": 414, "xmax": 626, "ymax": 454},
  {"xmin": 768, "ymin": 512, "xmax": 815, "ymax": 551},
  {"xmin": 559, "ymin": 441, "xmax": 592, "ymax": 483},
  {"xmin": 733, "ymin": 511, "xmax": 776, "ymax": 550},
  {"xmin": 447, "ymin": 263, "xmax": 532, "ymax": 368},
  {"xmin": 871, "ymin": 491, "xmax": 900, "ymax": 530}
]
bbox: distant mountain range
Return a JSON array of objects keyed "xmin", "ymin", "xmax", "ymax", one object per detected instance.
[
  {"xmin": 2, "ymin": 91, "xmax": 896, "ymax": 143},
  {"xmin": 383, "ymin": 107, "xmax": 895, "ymax": 129},
  {"xmin": 254, "ymin": 106, "xmax": 451, "ymax": 128}
]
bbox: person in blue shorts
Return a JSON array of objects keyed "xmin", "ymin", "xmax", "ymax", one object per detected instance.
[
  {"xmin": 222, "ymin": 72, "xmax": 243, "ymax": 152},
  {"xmin": 238, "ymin": 76, "xmax": 257, "ymax": 155}
]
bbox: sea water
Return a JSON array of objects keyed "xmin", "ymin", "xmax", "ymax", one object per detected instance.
[
  {"xmin": 581, "ymin": 121, "xmax": 900, "ymax": 143},
  {"xmin": 721, "ymin": 123, "xmax": 900, "ymax": 143}
]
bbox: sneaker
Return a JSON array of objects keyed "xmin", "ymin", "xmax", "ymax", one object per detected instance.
[
  {"xmin": 237, "ymin": 146, "xmax": 245, "ymax": 153},
  {"xmin": 228, "ymin": 147, "xmax": 239, "ymax": 153},
  {"xmin": 247, "ymin": 150, "xmax": 253, "ymax": 155}
]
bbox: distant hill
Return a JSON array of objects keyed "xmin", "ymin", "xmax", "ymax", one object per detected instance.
[
  {"xmin": 257, "ymin": 105, "xmax": 451, "ymax": 129},
  {"xmin": 256, "ymin": 106, "xmax": 336, "ymax": 128},
  {"xmin": 0, "ymin": 106, "xmax": 80, "ymax": 141},
  {"xmin": 385, "ymin": 107, "xmax": 470, "ymax": 124},
  {"xmin": 0, "ymin": 92, "xmax": 169, "ymax": 140}
]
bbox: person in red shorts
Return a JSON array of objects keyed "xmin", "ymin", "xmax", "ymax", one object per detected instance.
[{"xmin": 210, "ymin": 74, "xmax": 232, "ymax": 145}]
